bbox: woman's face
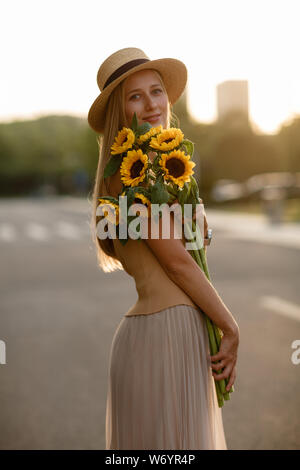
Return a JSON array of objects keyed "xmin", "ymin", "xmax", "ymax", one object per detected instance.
[{"xmin": 123, "ymin": 69, "xmax": 169, "ymax": 128}]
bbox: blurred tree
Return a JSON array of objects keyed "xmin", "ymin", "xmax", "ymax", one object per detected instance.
[
  {"xmin": 0, "ymin": 110, "xmax": 298, "ymax": 198},
  {"xmin": 276, "ymin": 116, "xmax": 300, "ymax": 172}
]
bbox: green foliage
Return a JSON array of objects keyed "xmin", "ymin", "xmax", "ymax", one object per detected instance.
[
  {"xmin": 150, "ymin": 177, "xmax": 171, "ymax": 205},
  {"xmin": 103, "ymin": 155, "xmax": 123, "ymax": 178},
  {"xmin": 0, "ymin": 115, "xmax": 96, "ymax": 195},
  {"xmin": 0, "ymin": 108, "xmax": 299, "ymax": 197},
  {"xmin": 130, "ymin": 112, "xmax": 138, "ymax": 132},
  {"xmin": 130, "ymin": 112, "xmax": 152, "ymax": 137},
  {"xmin": 178, "ymin": 182, "xmax": 189, "ymax": 205},
  {"xmin": 181, "ymin": 139, "xmax": 194, "ymax": 157},
  {"xmin": 135, "ymin": 122, "xmax": 152, "ymax": 137}
]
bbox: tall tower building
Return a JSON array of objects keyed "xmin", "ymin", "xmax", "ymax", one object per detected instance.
[{"xmin": 217, "ymin": 80, "xmax": 249, "ymax": 122}]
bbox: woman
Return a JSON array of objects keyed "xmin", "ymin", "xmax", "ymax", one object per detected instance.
[{"xmin": 88, "ymin": 47, "xmax": 240, "ymax": 450}]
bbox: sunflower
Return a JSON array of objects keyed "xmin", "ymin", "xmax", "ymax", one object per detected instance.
[
  {"xmin": 98, "ymin": 198, "xmax": 119, "ymax": 225},
  {"xmin": 120, "ymin": 149, "xmax": 148, "ymax": 187},
  {"xmin": 132, "ymin": 192, "xmax": 151, "ymax": 218},
  {"xmin": 149, "ymin": 128, "xmax": 184, "ymax": 151},
  {"xmin": 110, "ymin": 127, "xmax": 135, "ymax": 155},
  {"xmin": 137, "ymin": 125, "xmax": 163, "ymax": 145},
  {"xmin": 159, "ymin": 150, "xmax": 196, "ymax": 188}
]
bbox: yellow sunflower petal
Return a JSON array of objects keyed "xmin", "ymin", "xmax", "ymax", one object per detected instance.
[
  {"xmin": 98, "ymin": 199, "xmax": 120, "ymax": 225},
  {"xmin": 137, "ymin": 125, "xmax": 163, "ymax": 144},
  {"xmin": 132, "ymin": 192, "xmax": 151, "ymax": 218},
  {"xmin": 150, "ymin": 128, "xmax": 184, "ymax": 151},
  {"xmin": 159, "ymin": 150, "xmax": 195, "ymax": 187},
  {"xmin": 111, "ymin": 127, "xmax": 135, "ymax": 155},
  {"xmin": 120, "ymin": 149, "xmax": 148, "ymax": 187}
]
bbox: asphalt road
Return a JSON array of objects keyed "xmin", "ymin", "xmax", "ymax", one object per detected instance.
[{"xmin": 0, "ymin": 196, "xmax": 299, "ymax": 450}]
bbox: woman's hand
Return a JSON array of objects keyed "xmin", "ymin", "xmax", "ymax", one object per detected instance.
[{"xmin": 210, "ymin": 327, "xmax": 240, "ymax": 392}]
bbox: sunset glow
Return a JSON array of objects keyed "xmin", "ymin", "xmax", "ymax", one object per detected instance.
[{"xmin": 2, "ymin": 0, "xmax": 299, "ymax": 134}]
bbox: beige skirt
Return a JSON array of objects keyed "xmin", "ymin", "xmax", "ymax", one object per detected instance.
[{"xmin": 105, "ymin": 304, "xmax": 227, "ymax": 450}]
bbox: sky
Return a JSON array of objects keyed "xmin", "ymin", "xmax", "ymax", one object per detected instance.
[{"xmin": 2, "ymin": 0, "xmax": 300, "ymax": 134}]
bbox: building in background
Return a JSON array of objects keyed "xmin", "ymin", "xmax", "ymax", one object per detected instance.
[{"xmin": 216, "ymin": 80, "xmax": 249, "ymax": 124}]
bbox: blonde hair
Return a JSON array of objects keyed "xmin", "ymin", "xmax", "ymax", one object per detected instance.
[{"xmin": 89, "ymin": 69, "xmax": 179, "ymax": 273}]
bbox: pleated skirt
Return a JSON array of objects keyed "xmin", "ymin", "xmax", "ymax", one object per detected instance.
[{"xmin": 105, "ymin": 304, "xmax": 227, "ymax": 450}]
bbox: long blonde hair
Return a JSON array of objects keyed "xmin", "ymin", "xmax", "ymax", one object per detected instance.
[{"xmin": 89, "ymin": 70, "xmax": 178, "ymax": 273}]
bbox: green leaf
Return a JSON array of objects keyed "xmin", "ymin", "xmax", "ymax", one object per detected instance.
[
  {"xmin": 178, "ymin": 182, "xmax": 189, "ymax": 205},
  {"xmin": 98, "ymin": 195, "xmax": 119, "ymax": 205},
  {"xmin": 103, "ymin": 155, "xmax": 123, "ymax": 178},
  {"xmin": 136, "ymin": 122, "xmax": 152, "ymax": 137},
  {"xmin": 131, "ymin": 186, "xmax": 151, "ymax": 199},
  {"xmin": 190, "ymin": 175, "xmax": 200, "ymax": 200},
  {"xmin": 132, "ymin": 186, "xmax": 147, "ymax": 195},
  {"xmin": 124, "ymin": 188, "xmax": 136, "ymax": 207},
  {"xmin": 166, "ymin": 183, "xmax": 178, "ymax": 197},
  {"xmin": 130, "ymin": 112, "xmax": 138, "ymax": 132},
  {"xmin": 123, "ymin": 187, "xmax": 150, "ymax": 217},
  {"xmin": 151, "ymin": 156, "xmax": 162, "ymax": 173},
  {"xmin": 150, "ymin": 180, "xmax": 170, "ymax": 205},
  {"xmin": 182, "ymin": 139, "xmax": 194, "ymax": 157},
  {"xmin": 183, "ymin": 177, "xmax": 201, "ymax": 218}
]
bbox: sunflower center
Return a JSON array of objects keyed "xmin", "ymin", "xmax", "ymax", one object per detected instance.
[
  {"xmin": 163, "ymin": 138, "xmax": 174, "ymax": 144},
  {"xmin": 130, "ymin": 159, "xmax": 144, "ymax": 178},
  {"xmin": 166, "ymin": 158, "xmax": 185, "ymax": 177},
  {"xmin": 121, "ymin": 136, "xmax": 128, "ymax": 145}
]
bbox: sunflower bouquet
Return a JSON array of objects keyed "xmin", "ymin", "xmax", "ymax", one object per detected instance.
[{"xmin": 97, "ymin": 113, "xmax": 234, "ymax": 407}]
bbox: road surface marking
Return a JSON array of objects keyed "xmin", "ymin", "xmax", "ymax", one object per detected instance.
[
  {"xmin": 55, "ymin": 221, "xmax": 81, "ymax": 239},
  {"xmin": 25, "ymin": 223, "xmax": 50, "ymax": 241},
  {"xmin": 0, "ymin": 222, "xmax": 89, "ymax": 242},
  {"xmin": 261, "ymin": 296, "xmax": 300, "ymax": 323}
]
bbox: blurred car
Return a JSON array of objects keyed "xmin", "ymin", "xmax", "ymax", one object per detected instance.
[
  {"xmin": 211, "ymin": 179, "xmax": 247, "ymax": 202},
  {"xmin": 211, "ymin": 172, "xmax": 300, "ymax": 224},
  {"xmin": 211, "ymin": 172, "xmax": 300, "ymax": 202},
  {"xmin": 245, "ymin": 172, "xmax": 298, "ymax": 198}
]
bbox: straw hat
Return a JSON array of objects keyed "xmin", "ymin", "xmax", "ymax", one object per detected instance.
[{"xmin": 87, "ymin": 47, "xmax": 187, "ymax": 134}]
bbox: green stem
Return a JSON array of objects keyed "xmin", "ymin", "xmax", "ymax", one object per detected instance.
[
  {"xmin": 189, "ymin": 249, "xmax": 203, "ymax": 270},
  {"xmin": 185, "ymin": 219, "xmax": 233, "ymax": 402},
  {"xmin": 194, "ymin": 220, "xmax": 233, "ymax": 398},
  {"xmin": 193, "ymin": 221, "xmax": 211, "ymax": 279},
  {"xmin": 167, "ymin": 184, "xmax": 178, "ymax": 196},
  {"xmin": 212, "ymin": 324, "xmax": 223, "ymax": 369}
]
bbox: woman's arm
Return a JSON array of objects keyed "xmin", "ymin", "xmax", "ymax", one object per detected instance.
[
  {"xmin": 108, "ymin": 170, "xmax": 232, "ymax": 332},
  {"xmin": 144, "ymin": 209, "xmax": 239, "ymax": 390},
  {"xmin": 144, "ymin": 208, "xmax": 238, "ymax": 335}
]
